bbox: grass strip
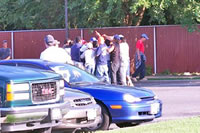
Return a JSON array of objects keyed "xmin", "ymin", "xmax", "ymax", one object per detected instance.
[{"xmin": 96, "ymin": 117, "xmax": 200, "ymax": 133}]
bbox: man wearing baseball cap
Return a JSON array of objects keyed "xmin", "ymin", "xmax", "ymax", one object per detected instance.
[
  {"xmin": 132, "ymin": 33, "xmax": 149, "ymax": 82},
  {"xmin": 40, "ymin": 34, "xmax": 73, "ymax": 64},
  {"xmin": 0, "ymin": 40, "xmax": 11, "ymax": 60}
]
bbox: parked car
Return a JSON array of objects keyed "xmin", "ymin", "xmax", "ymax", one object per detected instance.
[
  {"xmin": 0, "ymin": 59, "xmax": 162, "ymax": 130},
  {"xmin": 0, "ymin": 65, "xmax": 68, "ymax": 133},
  {"xmin": 58, "ymin": 88, "xmax": 101, "ymax": 131}
]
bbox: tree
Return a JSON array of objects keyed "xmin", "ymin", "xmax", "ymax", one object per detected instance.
[
  {"xmin": 0, "ymin": 0, "xmax": 65, "ymax": 30},
  {"xmin": 0, "ymin": 0, "xmax": 199, "ymax": 31},
  {"xmin": 67, "ymin": 0, "xmax": 200, "ymax": 31}
]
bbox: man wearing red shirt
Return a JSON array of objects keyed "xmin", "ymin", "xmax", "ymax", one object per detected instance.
[{"xmin": 132, "ymin": 33, "xmax": 149, "ymax": 81}]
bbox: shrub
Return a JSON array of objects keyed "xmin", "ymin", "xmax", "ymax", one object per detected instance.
[
  {"xmin": 146, "ymin": 66, "xmax": 152, "ymax": 76},
  {"xmin": 161, "ymin": 69, "xmax": 171, "ymax": 75}
]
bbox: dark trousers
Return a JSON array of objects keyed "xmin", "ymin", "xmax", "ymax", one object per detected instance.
[
  {"xmin": 111, "ymin": 62, "xmax": 121, "ymax": 84},
  {"xmin": 132, "ymin": 60, "xmax": 146, "ymax": 80}
]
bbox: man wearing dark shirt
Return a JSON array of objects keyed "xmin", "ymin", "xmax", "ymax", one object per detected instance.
[
  {"xmin": 108, "ymin": 35, "xmax": 121, "ymax": 85},
  {"xmin": 0, "ymin": 40, "xmax": 11, "ymax": 60},
  {"xmin": 71, "ymin": 36, "xmax": 84, "ymax": 69}
]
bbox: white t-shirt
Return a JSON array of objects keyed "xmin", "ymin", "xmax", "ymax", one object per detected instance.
[
  {"xmin": 80, "ymin": 49, "xmax": 96, "ymax": 67},
  {"xmin": 119, "ymin": 42, "xmax": 130, "ymax": 66},
  {"xmin": 40, "ymin": 46, "xmax": 73, "ymax": 64}
]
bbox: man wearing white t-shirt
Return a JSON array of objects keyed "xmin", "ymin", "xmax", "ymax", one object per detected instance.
[
  {"xmin": 119, "ymin": 35, "xmax": 133, "ymax": 86},
  {"xmin": 80, "ymin": 42, "xmax": 96, "ymax": 74},
  {"xmin": 40, "ymin": 34, "xmax": 73, "ymax": 64}
]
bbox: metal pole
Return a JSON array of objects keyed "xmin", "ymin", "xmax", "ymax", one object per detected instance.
[
  {"xmin": 11, "ymin": 32, "xmax": 14, "ymax": 59},
  {"xmin": 81, "ymin": 29, "xmax": 83, "ymax": 39},
  {"xmin": 153, "ymin": 26, "xmax": 157, "ymax": 74},
  {"xmin": 65, "ymin": 0, "xmax": 68, "ymax": 39}
]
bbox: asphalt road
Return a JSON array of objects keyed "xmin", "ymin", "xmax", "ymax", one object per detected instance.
[{"xmin": 135, "ymin": 79, "xmax": 200, "ymax": 121}]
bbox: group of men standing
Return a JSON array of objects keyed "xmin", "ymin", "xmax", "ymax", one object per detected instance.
[{"xmin": 40, "ymin": 32, "xmax": 149, "ymax": 86}]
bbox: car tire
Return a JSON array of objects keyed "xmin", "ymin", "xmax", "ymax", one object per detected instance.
[
  {"xmin": 116, "ymin": 122, "xmax": 139, "ymax": 128},
  {"xmin": 86, "ymin": 102, "xmax": 110, "ymax": 131}
]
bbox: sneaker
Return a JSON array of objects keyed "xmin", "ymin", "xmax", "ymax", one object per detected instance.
[
  {"xmin": 131, "ymin": 77, "xmax": 137, "ymax": 82},
  {"xmin": 139, "ymin": 78, "xmax": 148, "ymax": 81}
]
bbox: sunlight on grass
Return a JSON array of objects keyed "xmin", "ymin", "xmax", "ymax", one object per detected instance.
[{"xmin": 96, "ymin": 117, "xmax": 200, "ymax": 133}]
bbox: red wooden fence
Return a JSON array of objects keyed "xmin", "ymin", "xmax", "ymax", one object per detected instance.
[{"xmin": 0, "ymin": 25, "xmax": 199, "ymax": 73}]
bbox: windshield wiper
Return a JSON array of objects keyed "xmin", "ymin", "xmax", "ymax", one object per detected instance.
[{"xmin": 71, "ymin": 82, "xmax": 93, "ymax": 85}]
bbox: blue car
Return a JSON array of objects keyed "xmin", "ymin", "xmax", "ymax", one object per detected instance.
[{"xmin": 0, "ymin": 59, "xmax": 162, "ymax": 130}]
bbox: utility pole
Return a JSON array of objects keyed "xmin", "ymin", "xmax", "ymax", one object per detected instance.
[{"xmin": 65, "ymin": 0, "xmax": 68, "ymax": 39}]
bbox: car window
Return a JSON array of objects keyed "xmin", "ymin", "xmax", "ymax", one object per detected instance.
[
  {"xmin": 0, "ymin": 63, "xmax": 16, "ymax": 66},
  {"xmin": 18, "ymin": 63, "xmax": 44, "ymax": 70},
  {"xmin": 49, "ymin": 64, "xmax": 99, "ymax": 83}
]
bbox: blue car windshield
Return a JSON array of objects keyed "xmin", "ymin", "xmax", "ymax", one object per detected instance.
[{"xmin": 49, "ymin": 64, "xmax": 100, "ymax": 84}]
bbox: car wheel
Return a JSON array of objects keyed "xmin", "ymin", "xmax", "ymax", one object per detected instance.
[
  {"xmin": 86, "ymin": 102, "xmax": 110, "ymax": 131},
  {"xmin": 116, "ymin": 122, "xmax": 139, "ymax": 128}
]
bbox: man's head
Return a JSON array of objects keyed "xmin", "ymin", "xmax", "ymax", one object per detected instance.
[
  {"xmin": 119, "ymin": 34, "xmax": 125, "ymax": 42},
  {"xmin": 105, "ymin": 39, "xmax": 111, "ymax": 46},
  {"xmin": 141, "ymin": 33, "xmax": 149, "ymax": 42},
  {"xmin": 64, "ymin": 39, "xmax": 73, "ymax": 47},
  {"xmin": 2, "ymin": 40, "xmax": 8, "ymax": 48},
  {"xmin": 75, "ymin": 36, "xmax": 82, "ymax": 43},
  {"xmin": 44, "ymin": 35, "xmax": 55, "ymax": 46},
  {"xmin": 87, "ymin": 42, "xmax": 93, "ymax": 49},
  {"xmin": 90, "ymin": 37, "xmax": 98, "ymax": 47},
  {"xmin": 90, "ymin": 37, "xmax": 97, "ymax": 42},
  {"xmin": 113, "ymin": 34, "xmax": 121, "ymax": 43}
]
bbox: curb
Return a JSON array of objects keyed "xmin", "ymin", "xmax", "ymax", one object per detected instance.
[{"xmin": 146, "ymin": 76, "xmax": 200, "ymax": 81}]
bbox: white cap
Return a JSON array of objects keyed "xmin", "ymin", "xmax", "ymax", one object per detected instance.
[{"xmin": 87, "ymin": 43, "xmax": 93, "ymax": 49}]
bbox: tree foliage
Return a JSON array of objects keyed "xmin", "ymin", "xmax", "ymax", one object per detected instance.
[
  {"xmin": 0, "ymin": 0, "xmax": 199, "ymax": 31},
  {"xmin": 0, "ymin": 0, "xmax": 65, "ymax": 30}
]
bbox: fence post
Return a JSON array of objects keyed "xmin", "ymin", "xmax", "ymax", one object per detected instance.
[
  {"xmin": 11, "ymin": 31, "xmax": 14, "ymax": 59},
  {"xmin": 153, "ymin": 26, "xmax": 157, "ymax": 74},
  {"xmin": 81, "ymin": 29, "xmax": 84, "ymax": 39}
]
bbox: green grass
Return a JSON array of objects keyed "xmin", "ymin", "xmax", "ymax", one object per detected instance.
[{"xmin": 96, "ymin": 117, "xmax": 200, "ymax": 133}]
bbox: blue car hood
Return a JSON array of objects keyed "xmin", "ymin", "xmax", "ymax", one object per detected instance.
[
  {"xmin": 71, "ymin": 83, "xmax": 155, "ymax": 101},
  {"xmin": 0, "ymin": 66, "xmax": 61, "ymax": 82}
]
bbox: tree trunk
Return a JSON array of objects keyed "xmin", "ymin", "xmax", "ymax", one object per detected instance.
[
  {"xmin": 123, "ymin": 6, "xmax": 146, "ymax": 26},
  {"xmin": 136, "ymin": 6, "xmax": 146, "ymax": 26}
]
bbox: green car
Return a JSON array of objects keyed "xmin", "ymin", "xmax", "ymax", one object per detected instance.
[{"xmin": 0, "ymin": 65, "xmax": 67, "ymax": 133}]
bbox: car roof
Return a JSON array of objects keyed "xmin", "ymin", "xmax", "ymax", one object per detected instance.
[{"xmin": 0, "ymin": 59, "xmax": 69, "ymax": 67}]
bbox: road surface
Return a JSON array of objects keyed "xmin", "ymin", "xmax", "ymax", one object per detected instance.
[{"xmin": 109, "ymin": 80, "xmax": 200, "ymax": 130}]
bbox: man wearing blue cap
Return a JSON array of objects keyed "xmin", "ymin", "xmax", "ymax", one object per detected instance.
[
  {"xmin": 106, "ymin": 34, "xmax": 122, "ymax": 84},
  {"xmin": 132, "ymin": 33, "xmax": 149, "ymax": 82}
]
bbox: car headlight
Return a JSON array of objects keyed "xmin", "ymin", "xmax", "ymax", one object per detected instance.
[
  {"xmin": 6, "ymin": 83, "xmax": 30, "ymax": 101},
  {"xmin": 90, "ymin": 96, "xmax": 96, "ymax": 104},
  {"xmin": 123, "ymin": 94, "xmax": 141, "ymax": 103},
  {"xmin": 59, "ymin": 80, "xmax": 65, "ymax": 97},
  {"xmin": 154, "ymin": 95, "xmax": 159, "ymax": 100},
  {"xmin": 59, "ymin": 80, "xmax": 65, "ymax": 88}
]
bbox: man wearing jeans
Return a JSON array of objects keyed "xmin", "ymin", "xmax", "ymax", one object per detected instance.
[
  {"xmin": 132, "ymin": 33, "xmax": 149, "ymax": 81},
  {"xmin": 96, "ymin": 36, "xmax": 110, "ymax": 83}
]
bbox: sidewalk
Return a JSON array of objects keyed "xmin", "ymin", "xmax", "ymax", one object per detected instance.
[
  {"xmin": 133, "ymin": 75, "xmax": 200, "ymax": 87},
  {"xmin": 146, "ymin": 75, "xmax": 200, "ymax": 80}
]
